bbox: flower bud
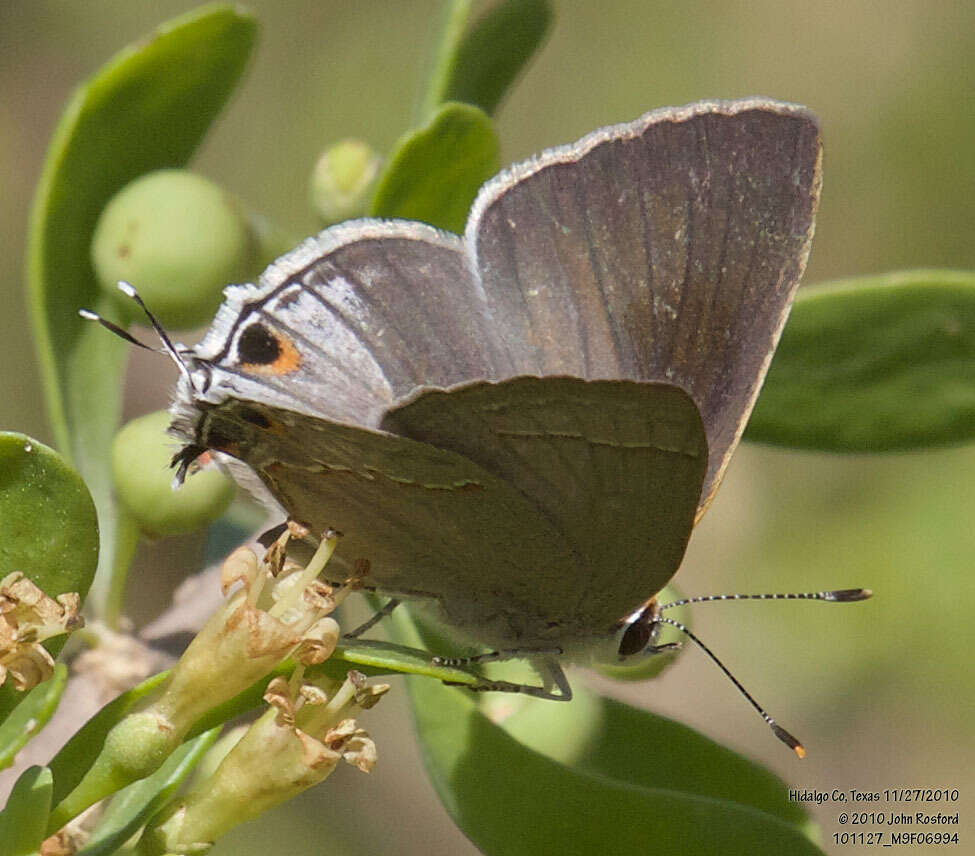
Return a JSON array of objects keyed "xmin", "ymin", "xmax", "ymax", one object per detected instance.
[
  {"xmin": 91, "ymin": 169, "xmax": 260, "ymax": 330},
  {"xmin": 148, "ymin": 672, "xmax": 387, "ymax": 852},
  {"xmin": 310, "ymin": 139, "xmax": 382, "ymax": 225},
  {"xmin": 112, "ymin": 411, "xmax": 235, "ymax": 538}
]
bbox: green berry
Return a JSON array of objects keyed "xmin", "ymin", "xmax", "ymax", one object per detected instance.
[
  {"xmin": 92, "ymin": 169, "xmax": 257, "ymax": 330},
  {"xmin": 112, "ymin": 411, "xmax": 234, "ymax": 538}
]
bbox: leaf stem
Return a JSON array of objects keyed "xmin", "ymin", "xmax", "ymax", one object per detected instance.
[{"xmin": 103, "ymin": 506, "xmax": 142, "ymax": 630}]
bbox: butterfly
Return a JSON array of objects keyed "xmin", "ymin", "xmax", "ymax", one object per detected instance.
[{"xmin": 155, "ymin": 99, "xmax": 867, "ymax": 752}]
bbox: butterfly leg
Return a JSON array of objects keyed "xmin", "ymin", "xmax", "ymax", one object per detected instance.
[
  {"xmin": 431, "ymin": 646, "xmax": 562, "ymax": 667},
  {"xmin": 443, "ymin": 656, "xmax": 573, "ymax": 702},
  {"xmin": 646, "ymin": 641, "xmax": 682, "ymax": 654},
  {"xmin": 342, "ymin": 598, "xmax": 401, "ymax": 638}
]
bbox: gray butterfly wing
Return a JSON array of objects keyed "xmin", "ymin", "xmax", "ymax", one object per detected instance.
[
  {"xmin": 190, "ymin": 395, "xmax": 660, "ymax": 648},
  {"xmin": 173, "ymin": 220, "xmax": 506, "ymax": 433},
  {"xmin": 465, "ymin": 98, "xmax": 822, "ymax": 513},
  {"xmin": 173, "ymin": 235, "xmax": 707, "ymax": 644},
  {"xmin": 384, "ymin": 376, "xmax": 708, "ymax": 603},
  {"xmin": 171, "ymin": 98, "xmax": 818, "ymax": 645}
]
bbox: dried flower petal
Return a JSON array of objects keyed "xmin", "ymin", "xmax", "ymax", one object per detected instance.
[
  {"xmin": 0, "ymin": 572, "xmax": 84, "ymax": 691},
  {"xmin": 354, "ymin": 682, "xmax": 392, "ymax": 710},
  {"xmin": 4, "ymin": 644, "xmax": 55, "ymax": 691},
  {"xmin": 219, "ymin": 546, "xmax": 259, "ymax": 595},
  {"xmin": 293, "ymin": 617, "xmax": 340, "ymax": 665},
  {"xmin": 341, "ymin": 732, "xmax": 378, "ymax": 773}
]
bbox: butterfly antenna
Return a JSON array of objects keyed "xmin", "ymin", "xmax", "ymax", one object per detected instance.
[
  {"xmin": 77, "ymin": 309, "xmax": 158, "ymax": 352},
  {"xmin": 78, "ymin": 282, "xmax": 195, "ymax": 387},
  {"xmin": 654, "ymin": 614, "xmax": 806, "ymax": 757},
  {"xmin": 654, "ymin": 588, "xmax": 871, "ymax": 756},
  {"xmin": 115, "ymin": 281, "xmax": 194, "ymax": 386},
  {"xmin": 659, "ymin": 588, "xmax": 872, "ymax": 610}
]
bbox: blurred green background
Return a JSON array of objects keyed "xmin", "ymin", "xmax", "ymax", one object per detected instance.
[{"xmin": 1, "ymin": 2, "xmax": 973, "ymax": 854}]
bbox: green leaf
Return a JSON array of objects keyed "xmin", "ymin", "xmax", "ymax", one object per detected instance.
[
  {"xmin": 0, "ymin": 434, "xmax": 98, "ymax": 606},
  {"xmin": 748, "ymin": 270, "xmax": 975, "ymax": 451},
  {"xmin": 407, "ymin": 677, "xmax": 823, "ymax": 855},
  {"xmin": 0, "ymin": 766, "xmax": 52, "ymax": 856},
  {"xmin": 553, "ymin": 693, "xmax": 809, "ymax": 828},
  {"xmin": 47, "ymin": 672, "xmax": 169, "ymax": 807},
  {"xmin": 371, "ymin": 102, "xmax": 500, "ymax": 234},
  {"xmin": 77, "ymin": 728, "xmax": 220, "ymax": 856},
  {"xmin": 390, "ymin": 607, "xmax": 820, "ymax": 855},
  {"xmin": 0, "ymin": 434, "xmax": 97, "ymax": 721},
  {"xmin": 435, "ymin": 0, "xmax": 551, "ymax": 115},
  {"xmin": 417, "ymin": 0, "xmax": 472, "ymax": 121},
  {"xmin": 25, "ymin": 4, "xmax": 257, "ymax": 618},
  {"xmin": 0, "ymin": 665, "xmax": 67, "ymax": 772}
]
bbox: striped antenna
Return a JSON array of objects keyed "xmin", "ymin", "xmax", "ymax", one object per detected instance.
[
  {"xmin": 630, "ymin": 587, "xmax": 873, "ymax": 757},
  {"xmin": 78, "ymin": 281, "xmax": 194, "ymax": 387}
]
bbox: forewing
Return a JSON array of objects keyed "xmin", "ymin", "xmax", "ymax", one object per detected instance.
[
  {"xmin": 466, "ymin": 98, "xmax": 822, "ymax": 512},
  {"xmin": 176, "ymin": 220, "xmax": 506, "ymax": 431}
]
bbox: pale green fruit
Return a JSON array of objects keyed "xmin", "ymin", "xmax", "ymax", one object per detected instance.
[
  {"xmin": 92, "ymin": 169, "xmax": 257, "ymax": 330},
  {"xmin": 112, "ymin": 411, "xmax": 234, "ymax": 537}
]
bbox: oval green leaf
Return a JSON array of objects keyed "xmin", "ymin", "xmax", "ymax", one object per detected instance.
[
  {"xmin": 0, "ymin": 431, "xmax": 98, "ymax": 598},
  {"xmin": 370, "ymin": 102, "xmax": 500, "ymax": 234},
  {"xmin": 0, "ymin": 665, "xmax": 67, "ymax": 772},
  {"xmin": 421, "ymin": 0, "xmax": 552, "ymax": 118},
  {"xmin": 408, "ymin": 677, "xmax": 823, "ymax": 856},
  {"xmin": 552, "ymin": 692, "xmax": 809, "ymax": 828},
  {"xmin": 389, "ymin": 606, "xmax": 819, "ymax": 854},
  {"xmin": 0, "ymin": 766, "xmax": 53, "ymax": 856},
  {"xmin": 0, "ymin": 434, "xmax": 97, "ymax": 721},
  {"xmin": 25, "ymin": 5, "xmax": 256, "ymax": 617},
  {"xmin": 0, "ymin": 434, "xmax": 98, "ymax": 600},
  {"xmin": 748, "ymin": 270, "xmax": 975, "ymax": 451},
  {"xmin": 77, "ymin": 728, "xmax": 220, "ymax": 856}
]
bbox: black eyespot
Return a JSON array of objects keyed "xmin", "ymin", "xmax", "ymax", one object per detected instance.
[
  {"xmin": 239, "ymin": 407, "xmax": 271, "ymax": 429},
  {"xmin": 237, "ymin": 323, "xmax": 280, "ymax": 365}
]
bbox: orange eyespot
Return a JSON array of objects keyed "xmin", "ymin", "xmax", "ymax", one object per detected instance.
[{"xmin": 237, "ymin": 322, "xmax": 302, "ymax": 376}]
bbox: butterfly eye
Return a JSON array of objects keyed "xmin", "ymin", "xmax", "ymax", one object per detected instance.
[
  {"xmin": 586, "ymin": 603, "xmax": 658, "ymax": 670},
  {"xmin": 617, "ymin": 611, "xmax": 655, "ymax": 657}
]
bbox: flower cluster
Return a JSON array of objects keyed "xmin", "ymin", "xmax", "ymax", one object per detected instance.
[{"xmin": 48, "ymin": 522, "xmax": 388, "ymax": 842}]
